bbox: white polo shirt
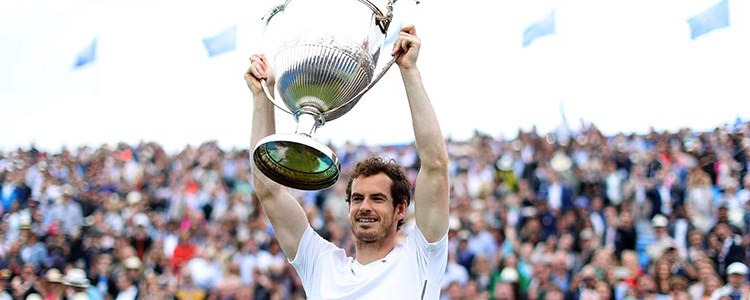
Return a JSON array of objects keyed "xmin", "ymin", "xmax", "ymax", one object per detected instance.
[{"xmin": 291, "ymin": 225, "xmax": 448, "ymax": 300}]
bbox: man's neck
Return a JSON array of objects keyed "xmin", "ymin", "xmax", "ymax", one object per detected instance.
[{"xmin": 354, "ymin": 238, "xmax": 397, "ymax": 265}]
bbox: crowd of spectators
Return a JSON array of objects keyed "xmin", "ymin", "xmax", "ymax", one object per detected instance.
[{"xmin": 1, "ymin": 120, "xmax": 749, "ymax": 300}]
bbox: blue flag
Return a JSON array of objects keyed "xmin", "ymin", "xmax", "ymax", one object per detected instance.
[
  {"xmin": 688, "ymin": 0, "xmax": 729, "ymax": 39},
  {"xmin": 74, "ymin": 38, "xmax": 97, "ymax": 68},
  {"xmin": 523, "ymin": 10, "xmax": 555, "ymax": 47},
  {"xmin": 203, "ymin": 26, "xmax": 237, "ymax": 57}
]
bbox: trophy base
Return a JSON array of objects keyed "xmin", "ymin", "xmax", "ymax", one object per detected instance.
[{"xmin": 252, "ymin": 134, "xmax": 340, "ymax": 191}]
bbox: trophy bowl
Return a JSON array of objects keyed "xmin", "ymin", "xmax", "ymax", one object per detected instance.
[{"xmin": 253, "ymin": 0, "xmax": 415, "ymax": 190}]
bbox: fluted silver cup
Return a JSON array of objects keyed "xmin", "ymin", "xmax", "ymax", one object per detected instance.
[{"xmin": 253, "ymin": 0, "xmax": 414, "ymax": 190}]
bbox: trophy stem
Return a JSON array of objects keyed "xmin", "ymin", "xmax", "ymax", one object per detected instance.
[{"xmin": 295, "ymin": 110, "xmax": 321, "ymax": 137}]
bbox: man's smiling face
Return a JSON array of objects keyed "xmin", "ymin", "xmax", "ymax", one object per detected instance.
[{"xmin": 348, "ymin": 173, "xmax": 404, "ymax": 243}]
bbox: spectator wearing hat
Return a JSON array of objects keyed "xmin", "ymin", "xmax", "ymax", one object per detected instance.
[
  {"xmin": 0, "ymin": 269, "xmax": 12, "ymax": 300},
  {"xmin": 42, "ymin": 268, "xmax": 64, "ymax": 300},
  {"xmin": 128, "ymin": 213, "xmax": 153, "ymax": 261},
  {"xmin": 62, "ymin": 268, "xmax": 103, "ymax": 300},
  {"xmin": 490, "ymin": 253, "xmax": 518, "ymax": 297},
  {"xmin": 711, "ymin": 262, "xmax": 750, "ymax": 300},
  {"xmin": 646, "ymin": 214, "xmax": 677, "ymax": 263},
  {"xmin": 494, "ymin": 266, "xmax": 522, "ymax": 299},
  {"xmin": 122, "ymin": 256, "xmax": 142, "ymax": 286}
]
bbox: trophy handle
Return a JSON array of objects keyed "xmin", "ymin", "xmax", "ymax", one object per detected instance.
[
  {"xmin": 357, "ymin": 0, "xmax": 393, "ymax": 34},
  {"xmin": 260, "ymin": 79, "xmax": 294, "ymax": 115},
  {"xmin": 324, "ymin": 54, "xmax": 398, "ymax": 118},
  {"xmin": 323, "ymin": 0, "xmax": 400, "ymax": 119}
]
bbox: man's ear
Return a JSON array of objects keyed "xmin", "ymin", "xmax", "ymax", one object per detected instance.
[{"xmin": 396, "ymin": 200, "xmax": 407, "ymax": 219}]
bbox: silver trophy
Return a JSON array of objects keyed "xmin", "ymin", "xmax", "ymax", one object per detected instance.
[{"xmin": 253, "ymin": 0, "xmax": 415, "ymax": 190}]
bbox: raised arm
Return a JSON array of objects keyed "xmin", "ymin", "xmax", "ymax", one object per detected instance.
[
  {"xmin": 392, "ymin": 25, "xmax": 450, "ymax": 242},
  {"xmin": 246, "ymin": 54, "xmax": 309, "ymax": 259}
]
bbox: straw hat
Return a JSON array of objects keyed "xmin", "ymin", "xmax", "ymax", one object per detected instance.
[
  {"xmin": 45, "ymin": 268, "xmax": 63, "ymax": 283},
  {"xmin": 62, "ymin": 268, "xmax": 90, "ymax": 288}
]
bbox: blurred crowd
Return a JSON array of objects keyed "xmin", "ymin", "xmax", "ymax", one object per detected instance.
[{"xmin": 1, "ymin": 120, "xmax": 750, "ymax": 300}]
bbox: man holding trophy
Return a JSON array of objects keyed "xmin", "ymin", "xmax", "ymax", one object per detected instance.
[{"xmin": 245, "ymin": 22, "xmax": 449, "ymax": 299}]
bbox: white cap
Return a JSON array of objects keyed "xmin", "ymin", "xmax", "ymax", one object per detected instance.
[
  {"xmin": 499, "ymin": 267, "xmax": 519, "ymax": 283},
  {"xmin": 123, "ymin": 256, "xmax": 142, "ymax": 269},
  {"xmin": 133, "ymin": 212, "xmax": 150, "ymax": 228},
  {"xmin": 126, "ymin": 191, "xmax": 142, "ymax": 205},
  {"xmin": 652, "ymin": 214, "xmax": 668, "ymax": 228},
  {"xmin": 727, "ymin": 262, "xmax": 749, "ymax": 275},
  {"xmin": 579, "ymin": 229, "xmax": 594, "ymax": 240}
]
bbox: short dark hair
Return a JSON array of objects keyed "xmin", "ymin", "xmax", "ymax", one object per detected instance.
[{"xmin": 346, "ymin": 156, "xmax": 411, "ymax": 229}]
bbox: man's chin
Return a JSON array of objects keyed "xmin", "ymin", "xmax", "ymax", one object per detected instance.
[
  {"xmin": 358, "ymin": 236, "xmax": 378, "ymax": 243},
  {"xmin": 353, "ymin": 230, "xmax": 379, "ymax": 243}
]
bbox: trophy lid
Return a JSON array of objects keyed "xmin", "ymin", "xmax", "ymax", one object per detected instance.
[{"xmin": 253, "ymin": 134, "xmax": 340, "ymax": 190}]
